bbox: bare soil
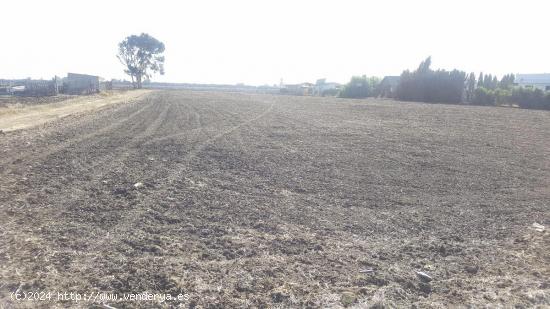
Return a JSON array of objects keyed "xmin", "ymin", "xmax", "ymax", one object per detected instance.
[
  {"xmin": 0, "ymin": 91, "xmax": 548, "ymax": 308},
  {"xmin": 0, "ymin": 95, "xmax": 75, "ymax": 108},
  {"xmin": 0, "ymin": 90, "xmax": 149, "ymax": 132}
]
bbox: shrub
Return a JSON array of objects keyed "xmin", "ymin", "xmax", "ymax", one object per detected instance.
[
  {"xmin": 472, "ymin": 86, "xmax": 550, "ymax": 110},
  {"xmin": 395, "ymin": 57, "xmax": 466, "ymax": 104},
  {"xmin": 494, "ymin": 88, "xmax": 512, "ymax": 105},
  {"xmin": 472, "ymin": 87, "xmax": 496, "ymax": 106},
  {"xmin": 510, "ymin": 87, "xmax": 549, "ymax": 110},
  {"xmin": 339, "ymin": 76, "xmax": 380, "ymax": 99}
]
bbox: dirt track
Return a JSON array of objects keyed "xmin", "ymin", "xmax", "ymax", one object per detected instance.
[
  {"xmin": 0, "ymin": 91, "xmax": 549, "ymax": 308},
  {"xmin": 0, "ymin": 90, "xmax": 150, "ymax": 132}
]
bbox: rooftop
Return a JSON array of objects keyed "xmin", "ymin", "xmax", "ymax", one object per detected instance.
[{"xmin": 515, "ymin": 73, "xmax": 550, "ymax": 84}]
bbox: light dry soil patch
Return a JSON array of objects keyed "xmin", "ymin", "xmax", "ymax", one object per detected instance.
[{"xmin": 0, "ymin": 90, "xmax": 151, "ymax": 132}]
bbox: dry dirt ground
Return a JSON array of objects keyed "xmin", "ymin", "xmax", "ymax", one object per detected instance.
[
  {"xmin": 0, "ymin": 91, "xmax": 150, "ymax": 132},
  {"xmin": 0, "ymin": 91, "xmax": 548, "ymax": 308},
  {"xmin": 0, "ymin": 95, "xmax": 74, "ymax": 108}
]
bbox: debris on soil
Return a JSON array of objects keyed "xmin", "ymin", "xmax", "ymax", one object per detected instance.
[
  {"xmin": 133, "ymin": 182, "xmax": 144, "ymax": 189},
  {"xmin": 531, "ymin": 222, "xmax": 545, "ymax": 232},
  {"xmin": 416, "ymin": 271, "xmax": 433, "ymax": 283},
  {"xmin": 359, "ymin": 268, "xmax": 374, "ymax": 273}
]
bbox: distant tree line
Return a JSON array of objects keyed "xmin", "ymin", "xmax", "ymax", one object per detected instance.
[
  {"xmin": 469, "ymin": 72, "xmax": 550, "ymax": 109},
  {"xmin": 338, "ymin": 57, "xmax": 550, "ymax": 110},
  {"xmin": 395, "ymin": 57, "xmax": 465, "ymax": 104}
]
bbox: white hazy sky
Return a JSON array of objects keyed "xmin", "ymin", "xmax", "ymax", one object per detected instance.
[{"xmin": 1, "ymin": 0, "xmax": 548, "ymax": 85}]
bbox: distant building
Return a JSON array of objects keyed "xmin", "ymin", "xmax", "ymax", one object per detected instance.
[
  {"xmin": 313, "ymin": 80, "xmax": 342, "ymax": 96},
  {"xmin": 515, "ymin": 74, "xmax": 550, "ymax": 91},
  {"xmin": 0, "ymin": 78, "xmax": 59, "ymax": 96},
  {"xmin": 64, "ymin": 73, "xmax": 103, "ymax": 94},
  {"xmin": 280, "ymin": 83, "xmax": 314, "ymax": 96},
  {"xmin": 378, "ymin": 76, "xmax": 401, "ymax": 98}
]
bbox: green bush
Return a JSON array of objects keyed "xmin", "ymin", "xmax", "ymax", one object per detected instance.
[
  {"xmin": 510, "ymin": 87, "xmax": 550, "ymax": 110},
  {"xmin": 472, "ymin": 87, "xmax": 495, "ymax": 106},
  {"xmin": 494, "ymin": 88, "xmax": 512, "ymax": 105},
  {"xmin": 472, "ymin": 86, "xmax": 550, "ymax": 110},
  {"xmin": 395, "ymin": 57, "xmax": 466, "ymax": 104},
  {"xmin": 339, "ymin": 76, "xmax": 380, "ymax": 99}
]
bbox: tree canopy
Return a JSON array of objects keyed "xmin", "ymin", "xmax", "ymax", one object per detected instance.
[
  {"xmin": 339, "ymin": 75, "xmax": 380, "ymax": 98},
  {"xmin": 396, "ymin": 57, "xmax": 466, "ymax": 104},
  {"xmin": 117, "ymin": 33, "xmax": 165, "ymax": 89}
]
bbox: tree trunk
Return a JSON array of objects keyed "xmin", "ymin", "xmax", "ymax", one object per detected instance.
[{"xmin": 136, "ymin": 74, "xmax": 142, "ymax": 89}]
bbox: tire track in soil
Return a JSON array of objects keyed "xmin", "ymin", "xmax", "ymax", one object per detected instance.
[
  {"xmin": 143, "ymin": 98, "xmax": 240, "ymax": 146},
  {"xmin": 0, "ymin": 94, "xmax": 184, "ymax": 256},
  {"xmin": 64, "ymin": 98, "xmax": 275, "ymax": 273},
  {"xmin": 0, "ymin": 96, "xmax": 168, "ymax": 305},
  {"xmin": 0, "ymin": 91, "xmax": 154, "ymax": 171},
  {"xmin": 0, "ymin": 93, "xmax": 270, "ymax": 302},
  {"xmin": 0, "ymin": 95, "xmax": 164, "ymax": 208},
  {"xmin": 2, "ymin": 96, "xmax": 155, "ymax": 200},
  {"xmin": 2, "ymin": 94, "xmax": 176, "ymax": 220},
  {"xmin": 0, "ymin": 99, "xmax": 164, "ymax": 240}
]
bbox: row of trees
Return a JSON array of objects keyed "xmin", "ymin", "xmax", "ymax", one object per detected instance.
[
  {"xmin": 338, "ymin": 57, "xmax": 550, "ymax": 110},
  {"xmin": 473, "ymin": 85, "xmax": 550, "ymax": 109},
  {"xmin": 395, "ymin": 57, "xmax": 465, "ymax": 104},
  {"xmin": 472, "ymin": 73, "xmax": 514, "ymax": 90},
  {"xmin": 338, "ymin": 57, "xmax": 466, "ymax": 104},
  {"xmin": 468, "ymin": 71, "xmax": 550, "ymax": 109}
]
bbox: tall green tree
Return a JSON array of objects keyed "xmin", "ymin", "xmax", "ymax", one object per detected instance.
[
  {"xmin": 395, "ymin": 57, "xmax": 466, "ymax": 104},
  {"xmin": 477, "ymin": 73, "xmax": 484, "ymax": 88},
  {"xmin": 339, "ymin": 75, "xmax": 380, "ymax": 98},
  {"xmin": 499, "ymin": 74, "xmax": 515, "ymax": 89},
  {"xmin": 483, "ymin": 74, "xmax": 493, "ymax": 89},
  {"xmin": 466, "ymin": 72, "xmax": 477, "ymax": 102},
  {"xmin": 117, "ymin": 33, "xmax": 165, "ymax": 89},
  {"xmin": 491, "ymin": 76, "xmax": 499, "ymax": 89},
  {"xmin": 417, "ymin": 56, "xmax": 432, "ymax": 73}
]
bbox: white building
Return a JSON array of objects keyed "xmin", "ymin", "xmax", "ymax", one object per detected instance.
[
  {"xmin": 313, "ymin": 80, "xmax": 341, "ymax": 96},
  {"xmin": 515, "ymin": 74, "xmax": 550, "ymax": 91}
]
